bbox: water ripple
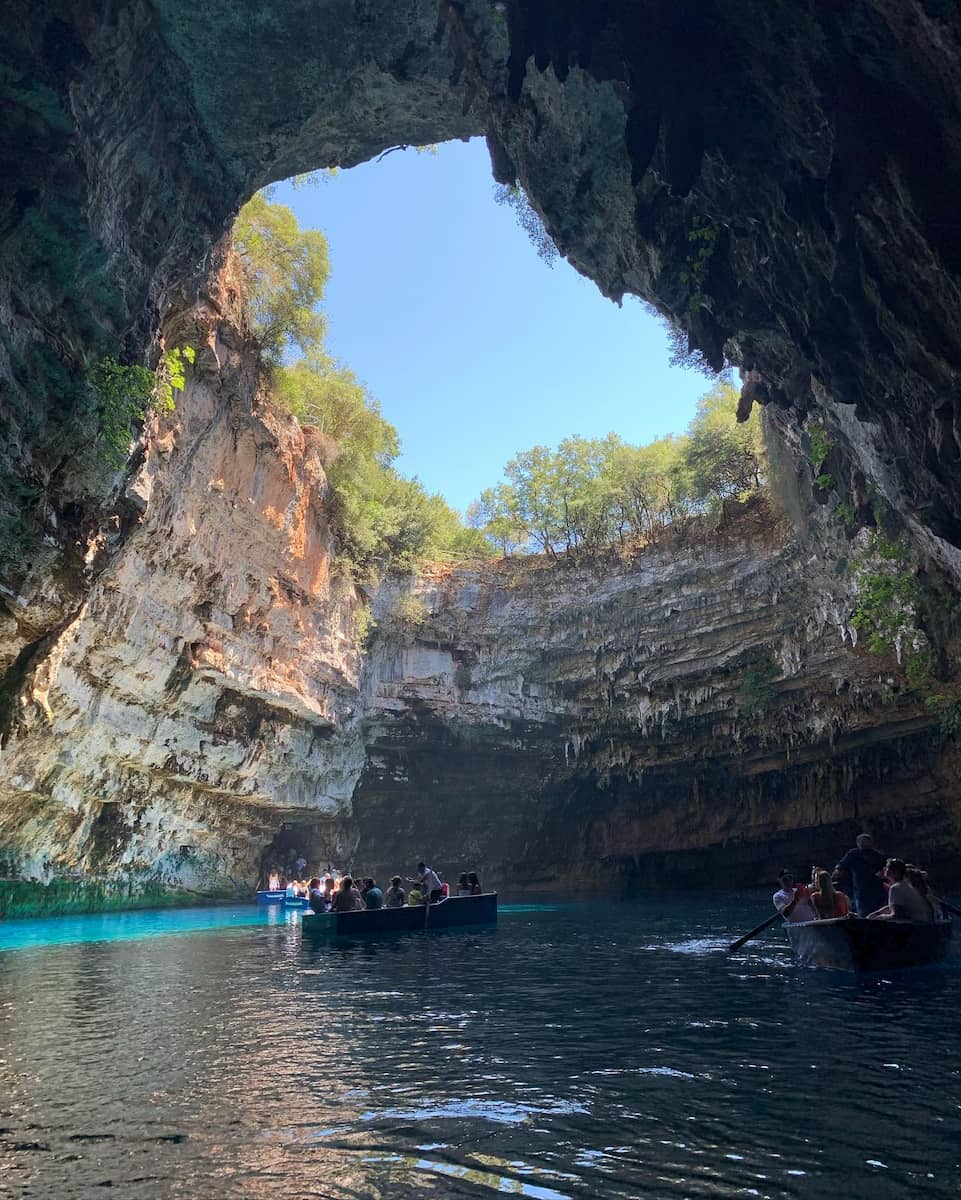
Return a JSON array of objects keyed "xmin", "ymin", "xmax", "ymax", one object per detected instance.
[{"xmin": 1, "ymin": 898, "xmax": 960, "ymax": 1197}]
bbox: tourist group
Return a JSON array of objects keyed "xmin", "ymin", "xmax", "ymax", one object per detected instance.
[
  {"xmin": 267, "ymin": 860, "xmax": 483, "ymax": 913},
  {"xmin": 774, "ymin": 834, "xmax": 945, "ymax": 923}
]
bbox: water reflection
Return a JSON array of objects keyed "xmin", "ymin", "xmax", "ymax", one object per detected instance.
[{"xmin": 0, "ymin": 899, "xmax": 960, "ymax": 1197}]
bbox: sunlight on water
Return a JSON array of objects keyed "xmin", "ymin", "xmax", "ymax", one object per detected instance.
[{"xmin": 0, "ymin": 903, "xmax": 289, "ymax": 953}]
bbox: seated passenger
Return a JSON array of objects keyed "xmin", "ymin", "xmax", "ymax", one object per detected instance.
[
  {"xmin": 307, "ymin": 876, "xmax": 326, "ymax": 911},
  {"xmin": 809, "ymin": 869, "xmax": 850, "ymax": 919},
  {"xmin": 363, "ymin": 878, "xmax": 384, "ymax": 909},
  {"xmin": 906, "ymin": 864, "xmax": 942, "ymax": 921},
  {"xmin": 332, "ymin": 875, "xmax": 365, "ymax": 912},
  {"xmin": 384, "ymin": 876, "xmax": 406, "ymax": 908},
  {"xmin": 456, "ymin": 873, "xmax": 471, "ymax": 897},
  {"xmin": 467, "ymin": 871, "xmax": 482, "ymax": 896},
  {"xmin": 407, "ymin": 884, "xmax": 424, "ymax": 906},
  {"xmin": 285, "ymin": 879, "xmax": 298, "ymax": 899},
  {"xmin": 868, "ymin": 858, "xmax": 932, "ymax": 921},
  {"xmin": 772, "ymin": 870, "xmax": 817, "ymax": 922}
]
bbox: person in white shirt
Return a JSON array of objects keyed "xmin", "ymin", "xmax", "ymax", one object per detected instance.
[
  {"xmin": 410, "ymin": 861, "xmax": 443, "ymax": 903},
  {"xmin": 772, "ymin": 869, "xmax": 818, "ymax": 923},
  {"xmin": 868, "ymin": 858, "xmax": 933, "ymax": 921}
]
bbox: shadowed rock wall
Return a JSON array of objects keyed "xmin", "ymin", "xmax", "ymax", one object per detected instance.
[
  {"xmin": 4, "ymin": 2, "xmax": 961, "ymax": 905},
  {"xmin": 5, "ymin": 1, "xmax": 961, "ymax": 619},
  {"xmin": 342, "ymin": 505, "xmax": 961, "ymax": 893}
]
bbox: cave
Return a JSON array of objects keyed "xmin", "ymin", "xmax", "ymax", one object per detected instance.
[{"xmin": 3, "ymin": 1, "xmax": 961, "ymax": 909}]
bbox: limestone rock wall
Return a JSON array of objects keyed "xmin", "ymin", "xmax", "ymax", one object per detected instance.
[
  {"xmin": 4, "ymin": 2, "xmax": 961, "ymax": 905},
  {"xmin": 6, "ymin": 0, "xmax": 961, "ymax": 616},
  {"xmin": 0, "ymin": 266, "xmax": 366, "ymax": 896},
  {"xmin": 345, "ymin": 504, "xmax": 961, "ymax": 892}
]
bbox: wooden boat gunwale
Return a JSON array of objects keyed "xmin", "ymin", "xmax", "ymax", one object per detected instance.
[
  {"xmin": 301, "ymin": 891, "xmax": 498, "ymax": 938},
  {"xmin": 784, "ymin": 913, "xmax": 953, "ymax": 972}
]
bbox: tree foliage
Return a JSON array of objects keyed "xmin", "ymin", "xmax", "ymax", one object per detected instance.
[
  {"xmin": 494, "ymin": 183, "xmax": 559, "ymax": 266},
  {"xmin": 469, "ymin": 380, "xmax": 765, "ymax": 557},
  {"xmin": 233, "ymin": 193, "xmax": 490, "ymax": 579},
  {"xmin": 685, "ymin": 379, "xmax": 765, "ymax": 502},
  {"xmin": 233, "ymin": 192, "xmax": 329, "ymax": 363}
]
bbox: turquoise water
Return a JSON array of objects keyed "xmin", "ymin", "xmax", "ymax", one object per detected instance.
[{"xmin": 1, "ymin": 897, "xmax": 960, "ymax": 1198}]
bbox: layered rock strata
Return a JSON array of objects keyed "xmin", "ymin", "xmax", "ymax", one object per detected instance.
[
  {"xmin": 0, "ymin": 264, "xmax": 367, "ymax": 903},
  {"xmin": 4, "ymin": 2, "xmax": 961, "ymax": 907},
  {"xmin": 348, "ymin": 505, "xmax": 961, "ymax": 892}
]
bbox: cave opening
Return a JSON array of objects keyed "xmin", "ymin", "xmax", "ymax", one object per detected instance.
[
  {"xmin": 2, "ymin": 0, "xmax": 961, "ymax": 911},
  {"xmin": 246, "ymin": 136, "xmax": 714, "ymax": 524}
]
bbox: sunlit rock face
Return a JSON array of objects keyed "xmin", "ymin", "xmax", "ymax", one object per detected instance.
[
  {"xmin": 348, "ymin": 506, "xmax": 959, "ymax": 892},
  {"xmin": 5, "ymin": 1, "xmax": 961, "ymax": 627},
  {"xmin": 4, "ymin": 2, "xmax": 961, "ymax": 903},
  {"xmin": 0, "ymin": 263, "xmax": 366, "ymax": 893}
]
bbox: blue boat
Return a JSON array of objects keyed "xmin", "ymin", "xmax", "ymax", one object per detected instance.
[
  {"xmin": 302, "ymin": 892, "xmax": 497, "ymax": 937},
  {"xmin": 283, "ymin": 895, "xmax": 310, "ymax": 910},
  {"xmin": 256, "ymin": 889, "xmax": 286, "ymax": 905}
]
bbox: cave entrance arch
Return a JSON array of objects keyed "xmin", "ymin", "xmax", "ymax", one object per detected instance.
[
  {"xmin": 4, "ymin": 1, "xmax": 961, "ymax": 903},
  {"xmin": 6, "ymin": 0, "xmax": 961, "ymax": 601}
]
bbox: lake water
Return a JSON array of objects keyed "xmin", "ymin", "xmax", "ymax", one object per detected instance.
[{"xmin": 1, "ymin": 896, "xmax": 960, "ymax": 1198}]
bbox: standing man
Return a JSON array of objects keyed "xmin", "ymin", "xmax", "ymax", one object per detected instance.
[
  {"xmin": 834, "ymin": 833, "xmax": 887, "ymax": 916},
  {"xmin": 410, "ymin": 861, "xmax": 444, "ymax": 903},
  {"xmin": 772, "ymin": 870, "xmax": 817, "ymax": 923}
]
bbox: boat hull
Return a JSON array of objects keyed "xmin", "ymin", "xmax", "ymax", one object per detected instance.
[
  {"xmin": 283, "ymin": 896, "xmax": 310, "ymax": 910},
  {"xmin": 785, "ymin": 917, "xmax": 953, "ymax": 971},
  {"xmin": 302, "ymin": 892, "xmax": 497, "ymax": 937},
  {"xmin": 256, "ymin": 890, "xmax": 286, "ymax": 905}
]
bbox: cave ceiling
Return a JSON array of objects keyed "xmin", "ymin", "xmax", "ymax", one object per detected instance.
[{"xmin": 3, "ymin": 0, "xmax": 961, "ymax": 642}]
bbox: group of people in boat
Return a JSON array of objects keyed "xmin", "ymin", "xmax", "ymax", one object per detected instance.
[
  {"xmin": 773, "ymin": 834, "xmax": 945, "ymax": 924},
  {"xmin": 266, "ymin": 861, "xmax": 483, "ymax": 913}
]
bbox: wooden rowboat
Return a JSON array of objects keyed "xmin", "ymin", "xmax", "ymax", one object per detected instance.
[
  {"xmin": 255, "ymin": 889, "xmax": 286, "ymax": 905},
  {"xmin": 302, "ymin": 892, "xmax": 498, "ymax": 937},
  {"xmin": 785, "ymin": 916, "xmax": 953, "ymax": 971}
]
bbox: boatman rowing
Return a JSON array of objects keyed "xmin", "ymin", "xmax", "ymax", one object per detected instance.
[
  {"xmin": 772, "ymin": 869, "xmax": 818, "ymax": 923},
  {"xmin": 409, "ymin": 861, "xmax": 444, "ymax": 903}
]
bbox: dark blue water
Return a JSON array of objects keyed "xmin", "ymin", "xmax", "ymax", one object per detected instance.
[{"xmin": 1, "ymin": 897, "xmax": 960, "ymax": 1199}]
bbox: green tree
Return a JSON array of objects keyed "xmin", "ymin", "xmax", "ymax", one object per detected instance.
[
  {"xmin": 467, "ymin": 381, "xmax": 766, "ymax": 560},
  {"xmin": 605, "ymin": 435, "xmax": 693, "ymax": 543},
  {"xmin": 685, "ymin": 378, "xmax": 764, "ymax": 505},
  {"xmin": 467, "ymin": 485, "xmax": 527, "ymax": 555},
  {"xmin": 494, "ymin": 183, "xmax": 559, "ymax": 266},
  {"xmin": 504, "ymin": 445, "xmax": 566, "ymax": 554},
  {"xmin": 275, "ymin": 355, "xmax": 397, "ymax": 466},
  {"xmin": 233, "ymin": 193, "xmax": 488, "ymax": 578},
  {"xmin": 233, "ymin": 192, "xmax": 329, "ymax": 362}
]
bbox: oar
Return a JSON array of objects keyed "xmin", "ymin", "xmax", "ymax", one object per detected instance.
[
  {"xmin": 937, "ymin": 897, "xmax": 961, "ymax": 919},
  {"xmin": 727, "ymin": 910, "xmax": 782, "ymax": 953}
]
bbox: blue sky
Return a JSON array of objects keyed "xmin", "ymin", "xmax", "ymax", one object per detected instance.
[{"xmin": 272, "ymin": 138, "xmax": 709, "ymax": 514}]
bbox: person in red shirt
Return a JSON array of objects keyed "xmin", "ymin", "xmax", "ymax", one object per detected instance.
[{"xmin": 809, "ymin": 868, "xmax": 850, "ymax": 919}]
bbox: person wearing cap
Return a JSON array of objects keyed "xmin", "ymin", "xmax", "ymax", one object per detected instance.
[{"xmin": 772, "ymin": 869, "xmax": 817, "ymax": 922}]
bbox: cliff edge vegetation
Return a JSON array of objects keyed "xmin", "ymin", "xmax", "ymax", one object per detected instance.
[{"xmin": 233, "ymin": 193, "xmax": 491, "ymax": 583}]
